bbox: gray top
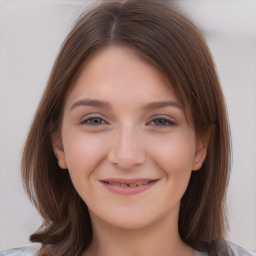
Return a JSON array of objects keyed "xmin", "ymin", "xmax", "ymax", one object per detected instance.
[
  {"xmin": 0, "ymin": 245, "xmax": 39, "ymax": 256},
  {"xmin": 1, "ymin": 240, "xmax": 255, "ymax": 256},
  {"xmin": 194, "ymin": 239, "xmax": 256, "ymax": 256}
]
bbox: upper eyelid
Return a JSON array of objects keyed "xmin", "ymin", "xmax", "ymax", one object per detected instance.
[
  {"xmin": 147, "ymin": 117, "xmax": 176, "ymax": 125},
  {"xmin": 78, "ymin": 112, "xmax": 109, "ymax": 124},
  {"xmin": 80, "ymin": 116, "xmax": 108, "ymax": 124},
  {"xmin": 78, "ymin": 113, "xmax": 176, "ymax": 124},
  {"xmin": 80, "ymin": 112, "xmax": 106, "ymax": 120},
  {"xmin": 148, "ymin": 114, "xmax": 176, "ymax": 122}
]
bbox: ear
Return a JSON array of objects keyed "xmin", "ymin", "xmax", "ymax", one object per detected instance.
[
  {"xmin": 51, "ymin": 131, "xmax": 68, "ymax": 169},
  {"xmin": 192, "ymin": 133, "xmax": 209, "ymax": 171}
]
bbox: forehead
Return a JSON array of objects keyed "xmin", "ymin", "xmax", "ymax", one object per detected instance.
[{"xmin": 65, "ymin": 45, "xmax": 180, "ymax": 107}]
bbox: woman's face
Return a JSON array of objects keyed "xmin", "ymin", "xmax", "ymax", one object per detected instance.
[{"xmin": 53, "ymin": 45, "xmax": 207, "ymax": 230}]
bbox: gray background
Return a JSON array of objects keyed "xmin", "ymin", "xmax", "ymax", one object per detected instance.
[{"xmin": 0, "ymin": 0, "xmax": 255, "ymax": 251}]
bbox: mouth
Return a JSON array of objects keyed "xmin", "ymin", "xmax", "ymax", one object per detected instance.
[
  {"xmin": 99, "ymin": 178, "xmax": 158, "ymax": 195},
  {"xmin": 102, "ymin": 180, "xmax": 153, "ymax": 187}
]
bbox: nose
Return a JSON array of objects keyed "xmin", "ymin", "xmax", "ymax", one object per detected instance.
[{"xmin": 107, "ymin": 124, "xmax": 146, "ymax": 170}]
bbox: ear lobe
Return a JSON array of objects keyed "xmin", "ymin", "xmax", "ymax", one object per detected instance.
[
  {"xmin": 51, "ymin": 131, "xmax": 67, "ymax": 169},
  {"xmin": 192, "ymin": 144, "xmax": 207, "ymax": 171},
  {"xmin": 192, "ymin": 135, "xmax": 209, "ymax": 171}
]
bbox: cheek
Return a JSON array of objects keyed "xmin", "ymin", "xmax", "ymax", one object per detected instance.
[
  {"xmin": 146, "ymin": 132, "xmax": 196, "ymax": 175},
  {"xmin": 62, "ymin": 129, "xmax": 108, "ymax": 175}
]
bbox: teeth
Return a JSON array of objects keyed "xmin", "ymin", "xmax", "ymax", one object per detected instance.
[
  {"xmin": 106, "ymin": 181, "xmax": 150, "ymax": 187},
  {"xmin": 137, "ymin": 181, "xmax": 148, "ymax": 186}
]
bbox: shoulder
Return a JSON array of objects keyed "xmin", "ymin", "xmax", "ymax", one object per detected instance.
[
  {"xmin": 196, "ymin": 239, "xmax": 256, "ymax": 256},
  {"xmin": 224, "ymin": 240, "xmax": 256, "ymax": 256},
  {"xmin": 0, "ymin": 245, "xmax": 39, "ymax": 256},
  {"xmin": 212, "ymin": 239, "xmax": 256, "ymax": 256}
]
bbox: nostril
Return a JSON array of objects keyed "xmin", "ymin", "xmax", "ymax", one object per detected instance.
[{"xmin": 107, "ymin": 132, "xmax": 146, "ymax": 169}]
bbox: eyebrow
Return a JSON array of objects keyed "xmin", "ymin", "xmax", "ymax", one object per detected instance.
[
  {"xmin": 142, "ymin": 101, "xmax": 182, "ymax": 111},
  {"xmin": 70, "ymin": 99, "xmax": 182, "ymax": 111},
  {"xmin": 70, "ymin": 99, "xmax": 112, "ymax": 111}
]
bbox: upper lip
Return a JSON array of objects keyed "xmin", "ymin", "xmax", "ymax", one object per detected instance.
[{"xmin": 100, "ymin": 178, "xmax": 157, "ymax": 184}]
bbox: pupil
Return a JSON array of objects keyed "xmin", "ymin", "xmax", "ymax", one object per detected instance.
[
  {"xmin": 156, "ymin": 119, "xmax": 165, "ymax": 125},
  {"xmin": 92, "ymin": 118, "xmax": 101, "ymax": 124}
]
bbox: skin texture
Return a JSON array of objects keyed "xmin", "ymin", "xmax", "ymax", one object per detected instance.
[{"xmin": 52, "ymin": 45, "xmax": 207, "ymax": 256}]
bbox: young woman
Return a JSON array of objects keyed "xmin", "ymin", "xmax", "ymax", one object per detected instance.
[{"xmin": 1, "ymin": 1, "xmax": 255, "ymax": 256}]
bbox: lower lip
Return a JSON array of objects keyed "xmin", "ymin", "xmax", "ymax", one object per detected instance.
[{"xmin": 100, "ymin": 180, "xmax": 158, "ymax": 195}]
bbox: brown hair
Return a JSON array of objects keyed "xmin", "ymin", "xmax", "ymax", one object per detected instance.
[{"xmin": 22, "ymin": 1, "xmax": 231, "ymax": 255}]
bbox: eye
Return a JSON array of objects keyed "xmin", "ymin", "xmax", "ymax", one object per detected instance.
[
  {"xmin": 80, "ymin": 117, "xmax": 108, "ymax": 126},
  {"xmin": 148, "ymin": 117, "xmax": 176, "ymax": 127}
]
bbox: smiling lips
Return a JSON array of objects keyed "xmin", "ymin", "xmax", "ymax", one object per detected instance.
[{"xmin": 100, "ymin": 178, "xmax": 158, "ymax": 195}]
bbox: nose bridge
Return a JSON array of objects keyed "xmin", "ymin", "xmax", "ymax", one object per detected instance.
[{"xmin": 108, "ymin": 122, "xmax": 145, "ymax": 169}]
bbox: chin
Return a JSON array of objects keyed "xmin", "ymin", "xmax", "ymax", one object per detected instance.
[
  {"xmin": 106, "ymin": 217, "xmax": 154, "ymax": 230},
  {"xmin": 90, "ymin": 205, "xmax": 170, "ymax": 231}
]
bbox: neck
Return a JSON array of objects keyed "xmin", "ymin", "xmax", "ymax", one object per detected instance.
[{"xmin": 83, "ymin": 206, "xmax": 194, "ymax": 256}]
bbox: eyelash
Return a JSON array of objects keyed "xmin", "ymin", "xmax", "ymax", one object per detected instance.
[
  {"xmin": 148, "ymin": 118, "xmax": 176, "ymax": 127},
  {"xmin": 80, "ymin": 117, "xmax": 108, "ymax": 126},
  {"xmin": 80, "ymin": 116, "xmax": 176, "ymax": 127}
]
